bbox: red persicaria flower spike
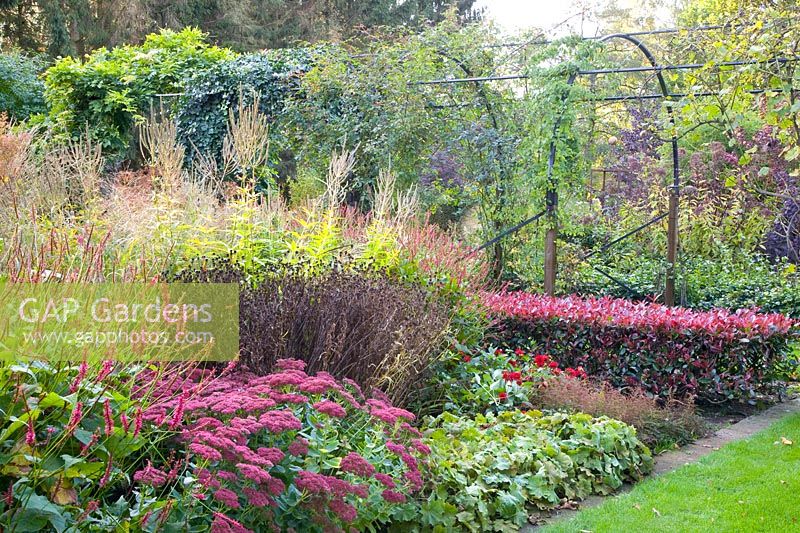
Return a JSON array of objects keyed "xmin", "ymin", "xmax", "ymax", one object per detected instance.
[
  {"xmin": 25, "ymin": 419, "xmax": 35, "ymax": 447},
  {"xmin": 80, "ymin": 432, "xmax": 99, "ymax": 455},
  {"xmin": 210, "ymin": 512, "xmax": 253, "ymax": 533},
  {"xmin": 99, "ymin": 453, "xmax": 113, "ymax": 487},
  {"xmin": 133, "ymin": 407, "xmax": 143, "ymax": 437},
  {"xmin": 70, "ymin": 361, "xmax": 88, "ymax": 393},
  {"xmin": 156, "ymin": 499, "xmax": 174, "ymax": 527},
  {"xmin": 96, "ymin": 360, "xmax": 114, "ymax": 383},
  {"xmin": 67, "ymin": 401, "xmax": 83, "ymax": 433},
  {"xmin": 168, "ymin": 393, "xmax": 187, "ymax": 429},
  {"xmin": 103, "ymin": 400, "xmax": 114, "ymax": 436}
]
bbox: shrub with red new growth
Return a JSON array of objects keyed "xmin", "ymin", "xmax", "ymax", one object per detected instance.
[
  {"xmin": 137, "ymin": 359, "xmax": 427, "ymax": 533},
  {"xmin": 484, "ymin": 291, "xmax": 798, "ymax": 403}
]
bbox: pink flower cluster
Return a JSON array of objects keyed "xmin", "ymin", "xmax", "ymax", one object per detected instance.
[{"xmin": 135, "ymin": 359, "xmax": 429, "ymax": 530}]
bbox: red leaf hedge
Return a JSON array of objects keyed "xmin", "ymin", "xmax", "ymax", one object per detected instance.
[{"xmin": 484, "ymin": 292, "xmax": 797, "ymax": 403}]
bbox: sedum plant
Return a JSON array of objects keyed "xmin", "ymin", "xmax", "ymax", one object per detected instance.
[{"xmin": 134, "ymin": 359, "xmax": 429, "ymax": 532}]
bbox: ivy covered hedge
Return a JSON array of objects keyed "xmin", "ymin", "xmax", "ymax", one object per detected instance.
[
  {"xmin": 485, "ymin": 292, "xmax": 798, "ymax": 403},
  {"xmin": 176, "ymin": 50, "xmax": 311, "ymax": 165}
]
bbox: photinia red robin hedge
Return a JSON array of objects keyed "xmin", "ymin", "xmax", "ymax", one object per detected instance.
[{"xmin": 484, "ymin": 292, "xmax": 798, "ymax": 403}]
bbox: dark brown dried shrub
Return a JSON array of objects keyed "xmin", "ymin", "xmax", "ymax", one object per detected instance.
[
  {"xmin": 175, "ymin": 262, "xmax": 452, "ymax": 406},
  {"xmin": 533, "ymin": 376, "xmax": 707, "ymax": 449},
  {"xmin": 243, "ymin": 270, "xmax": 451, "ymax": 404}
]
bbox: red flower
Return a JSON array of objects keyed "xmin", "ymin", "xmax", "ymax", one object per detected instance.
[
  {"xmin": 495, "ymin": 349, "xmax": 503, "ymax": 355},
  {"xmin": 534, "ymin": 354, "xmax": 549, "ymax": 367},
  {"xmin": 498, "ymin": 392, "xmax": 508, "ymax": 401},
  {"xmin": 548, "ymin": 361, "xmax": 559, "ymax": 369},
  {"xmin": 565, "ymin": 367, "xmax": 586, "ymax": 379},
  {"xmin": 509, "ymin": 359, "xmax": 518, "ymax": 367},
  {"xmin": 514, "ymin": 348, "xmax": 525, "ymax": 356},
  {"xmin": 502, "ymin": 371, "xmax": 521, "ymax": 382},
  {"xmin": 462, "ymin": 355, "xmax": 472, "ymax": 363}
]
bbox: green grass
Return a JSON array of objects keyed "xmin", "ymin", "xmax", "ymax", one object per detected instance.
[{"xmin": 542, "ymin": 412, "xmax": 800, "ymax": 533}]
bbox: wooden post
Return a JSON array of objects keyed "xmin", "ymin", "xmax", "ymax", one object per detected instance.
[
  {"xmin": 665, "ymin": 187, "xmax": 678, "ymax": 306},
  {"xmin": 544, "ymin": 226, "xmax": 557, "ymax": 295},
  {"xmin": 544, "ymin": 189, "xmax": 557, "ymax": 296}
]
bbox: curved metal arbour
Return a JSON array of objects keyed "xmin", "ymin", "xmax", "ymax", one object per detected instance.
[
  {"xmin": 543, "ymin": 32, "xmax": 681, "ymax": 305},
  {"xmin": 412, "ymin": 25, "xmax": 795, "ymax": 305}
]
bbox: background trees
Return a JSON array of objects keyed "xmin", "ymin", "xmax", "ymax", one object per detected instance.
[{"xmin": 0, "ymin": 0, "xmax": 481, "ymax": 56}]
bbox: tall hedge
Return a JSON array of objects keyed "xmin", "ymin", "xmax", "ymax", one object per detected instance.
[
  {"xmin": 41, "ymin": 28, "xmax": 235, "ymax": 154},
  {"xmin": 0, "ymin": 52, "xmax": 46, "ymax": 120}
]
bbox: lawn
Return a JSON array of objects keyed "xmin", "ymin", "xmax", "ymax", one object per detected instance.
[{"xmin": 543, "ymin": 412, "xmax": 800, "ymax": 533}]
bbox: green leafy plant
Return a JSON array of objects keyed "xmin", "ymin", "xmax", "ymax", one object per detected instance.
[
  {"xmin": 0, "ymin": 360, "xmax": 188, "ymax": 530},
  {"xmin": 419, "ymin": 345, "xmax": 586, "ymax": 417},
  {"xmin": 176, "ymin": 50, "xmax": 310, "ymax": 169},
  {"xmin": 533, "ymin": 376, "xmax": 707, "ymax": 451},
  {"xmin": 0, "ymin": 52, "xmax": 46, "ymax": 121},
  {"xmin": 41, "ymin": 28, "xmax": 235, "ymax": 155},
  {"xmin": 411, "ymin": 410, "xmax": 653, "ymax": 532}
]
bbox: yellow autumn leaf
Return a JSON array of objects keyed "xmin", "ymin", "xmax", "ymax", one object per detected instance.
[{"xmin": 51, "ymin": 479, "xmax": 78, "ymax": 505}]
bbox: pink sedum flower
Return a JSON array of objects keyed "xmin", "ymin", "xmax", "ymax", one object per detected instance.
[
  {"xmin": 312, "ymin": 399, "xmax": 347, "ymax": 418},
  {"xmin": 294, "ymin": 471, "xmax": 330, "ymax": 493},
  {"xmin": 381, "ymin": 489, "xmax": 406, "ymax": 503},
  {"xmin": 275, "ymin": 359, "xmax": 306, "ymax": 371},
  {"xmin": 339, "ymin": 452, "xmax": 375, "ymax": 478},
  {"xmin": 213, "ymin": 488, "xmax": 241, "ymax": 508}
]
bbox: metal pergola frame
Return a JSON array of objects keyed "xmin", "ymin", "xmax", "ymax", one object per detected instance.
[{"xmin": 409, "ymin": 25, "xmax": 798, "ymax": 306}]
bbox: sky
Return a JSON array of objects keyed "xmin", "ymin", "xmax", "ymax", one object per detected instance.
[
  {"xmin": 475, "ymin": 0, "xmax": 600, "ymax": 36},
  {"xmin": 474, "ymin": 0, "xmax": 678, "ymax": 37}
]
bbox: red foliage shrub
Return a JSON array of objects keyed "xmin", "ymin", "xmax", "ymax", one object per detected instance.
[{"xmin": 485, "ymin": 291, "xmax": 798, "ymax": 403}]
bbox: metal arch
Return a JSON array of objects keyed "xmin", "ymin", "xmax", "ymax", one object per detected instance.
[
  {"xmin": 543, "ymin": 32, "xmax": 680, "ymax": 305},
  {"xmin": 598, "ymin": 33, "xmax": 680, "ymax": 195}
]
